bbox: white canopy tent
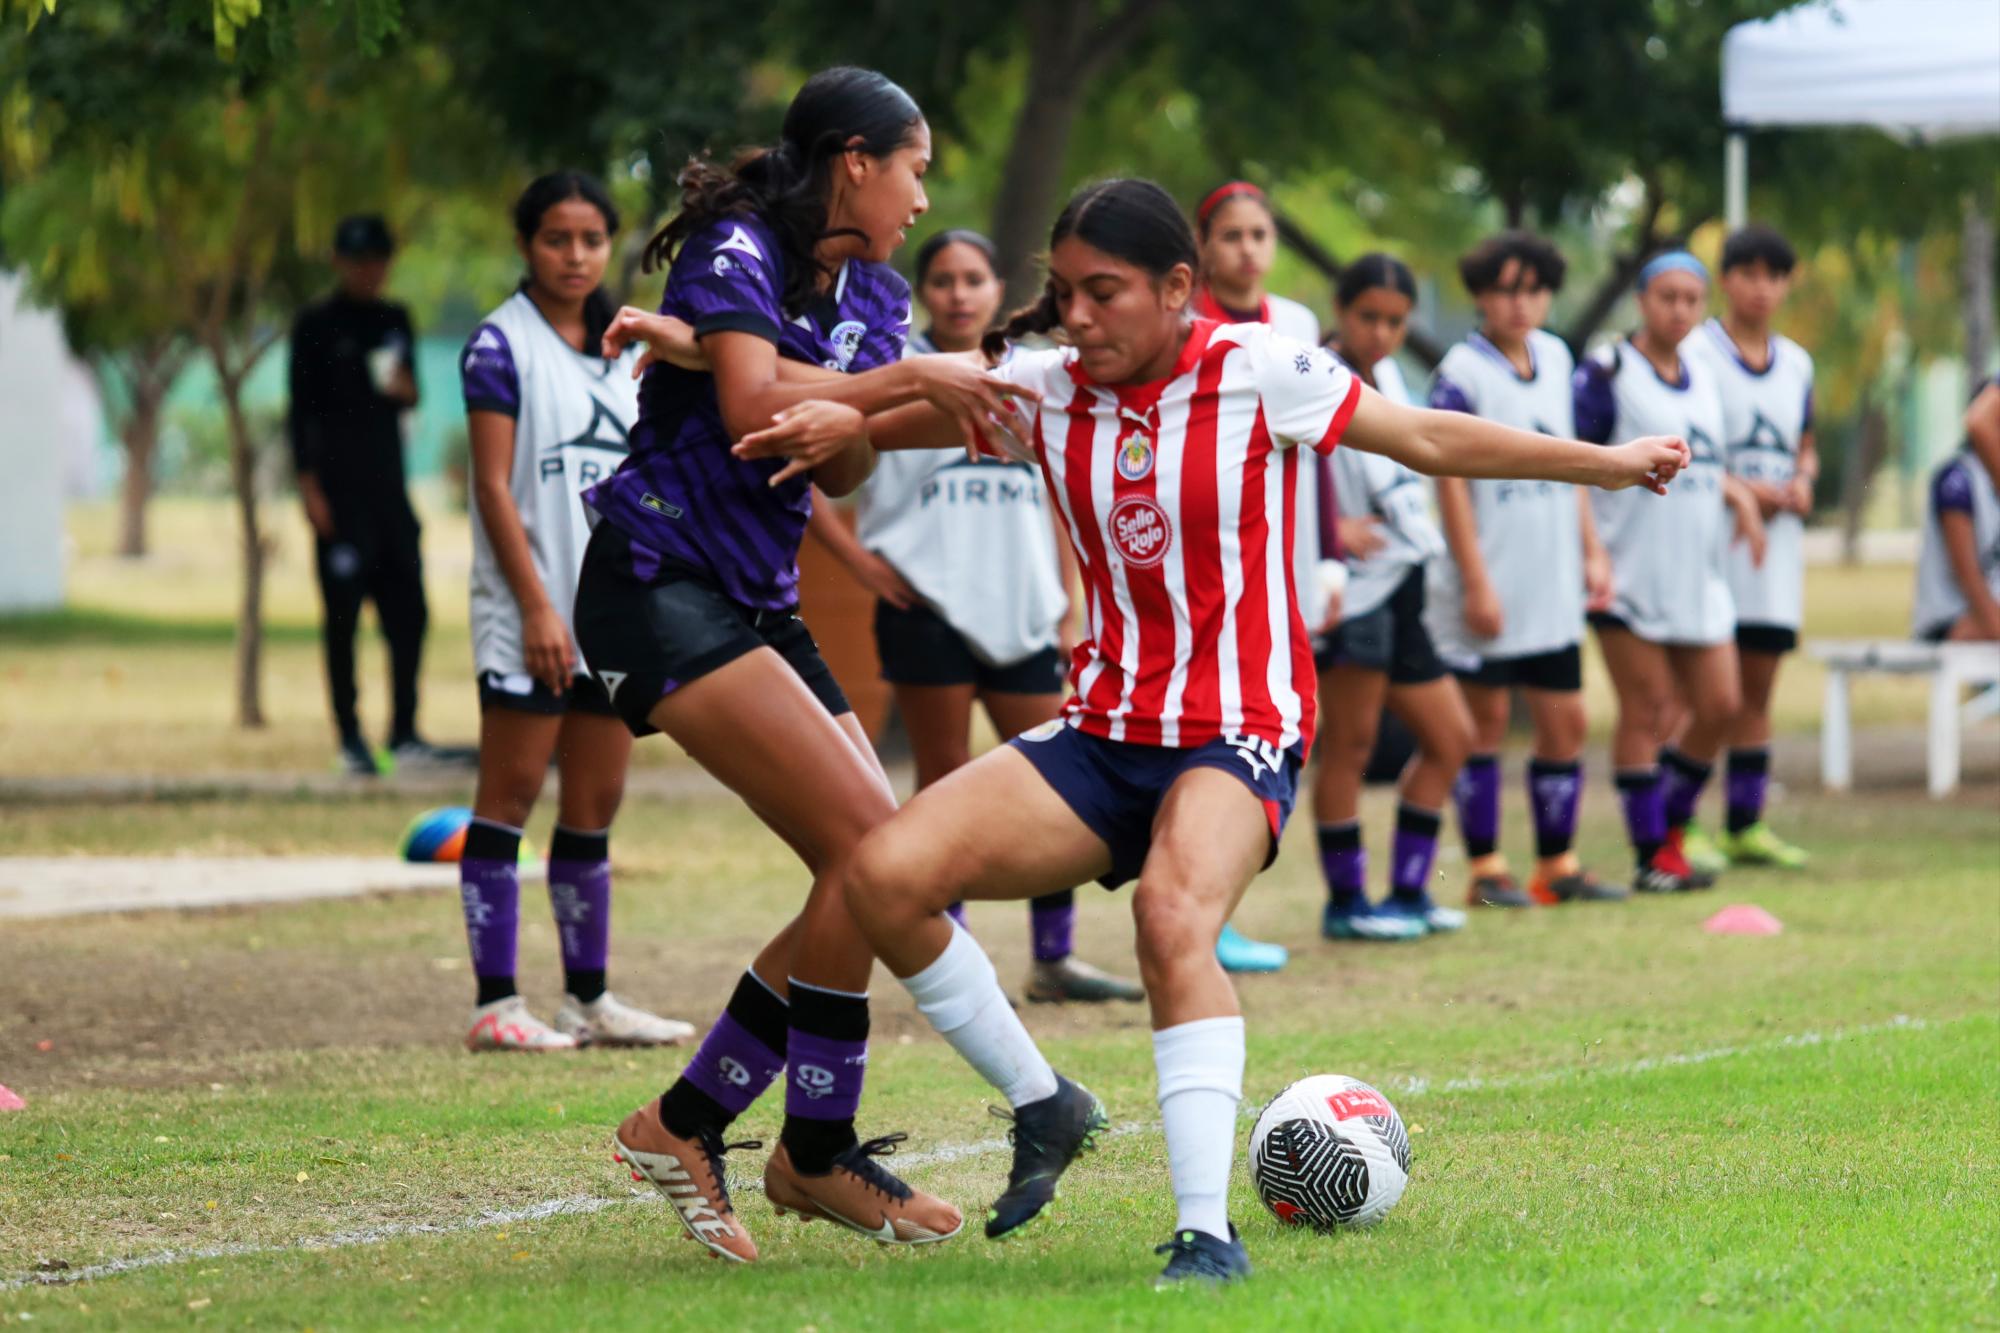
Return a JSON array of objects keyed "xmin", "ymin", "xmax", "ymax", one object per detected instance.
[{"xmin": 1720, "ymin": 0, "xmax": 2000, "ymax": 226}]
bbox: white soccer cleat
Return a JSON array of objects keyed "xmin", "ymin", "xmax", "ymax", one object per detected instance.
[
  {"xmin": 465, "ymin": 996, "xmax": 578, "ymax": 1052},
  {"xmin": 554, "ymin": 992, "xmax": 696, "ymax": 1047},
  {"xmin": 1422, "ymin": 904, "xmax": 1469, "ymax": 933}
]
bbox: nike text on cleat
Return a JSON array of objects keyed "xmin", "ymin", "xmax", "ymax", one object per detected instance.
[
  {"xmin": 986, "ymin": 1074, "xmax": 1108, "ymax": 1239},
  {"xmin": 763, "ymin": 1136, "xmax": 963, "ymax": 1244},
  {"xmin": 1320, "ymin": 904, "xmax": 1428, "ymax": 942},
  {"xmin": 612, "ymin": 1100, "xmax": 759, "ymax": 1262},
  {"xmin": 1025, "ymin": 956, "xmax": 1146, "ymax": 1004},
  {"xmin": 1467, "ymin": 873, "xmax": 1535, "ymax": 908},
  {"xmin": 1215, "ymin": 923, "xmax": 1288, "ymax": 973},
  {"xmin": 554, "ymin": 992, "xmax": 697, "ymax": 1047},
  {"xmin": 1529, "ymin": 871, "xmax": 1631, "ymax": 905},
  {"xmin": 1154, "ymin": 1224, "xmax": 1251, "ymax": 1288},
  {"xmin": 1723, "ymin": 821, "xmax": 1809, "ymax": 869},
  {"xmin": 464, "ymin": 996, "xmax": 577, "ymax": 1052}
]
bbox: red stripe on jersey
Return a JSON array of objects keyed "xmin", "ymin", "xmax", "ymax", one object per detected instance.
[
  {"xmin": 1115, "ymin": 413, "xmax": 1170, "ymax": 747},
  {"xmin": 1232, "ymin": 404, "xmax": 1279, "ymax": 744},
  {"xmin": 1173, "ymin": 342, "xmax": 1230, "ymax": 745},
  {"xmin": 1313, "ymin": 376, "xmax": 1363, "ymax": 456},
  {"xmin": 1054, "ymin": 389, "xmax": 1122, "ymax": 725}
]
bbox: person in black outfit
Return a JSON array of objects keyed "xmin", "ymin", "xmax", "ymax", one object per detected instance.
[{"xmin": 288, "ymin": 215, "xmax": 435, "ymax": 774}]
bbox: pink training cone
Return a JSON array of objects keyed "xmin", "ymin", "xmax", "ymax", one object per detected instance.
[
  {"xmin": 1704, "ymin": 904, "xmax": 1784, "ymax": 936},
  {"xmin": 0, "ymin": 1084, "xmax": 25, "ymax": 1112}
]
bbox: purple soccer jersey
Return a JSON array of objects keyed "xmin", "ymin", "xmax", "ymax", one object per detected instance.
[{"xmin": 584, "ymin": 215, "xmax": 912, "ymax": 611}]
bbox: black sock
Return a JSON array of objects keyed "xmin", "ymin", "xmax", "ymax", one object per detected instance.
[
  {"xmin": 659, "ymin": 970, "xmax": 790, "ymax": 1141},
  {"xmin": 1725, "ymin": 746, "xmax": 1770, "ymax": 834},
  {"xmin": 780, "ymin": 982, "xmax": 868, "ymax": 1175},
  {"xmin": 476, "ymin": 975, "xmax": 517, "ymax": 1006}
]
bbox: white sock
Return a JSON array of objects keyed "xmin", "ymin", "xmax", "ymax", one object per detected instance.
[
  {"xmin": 900, "ymin": 921, "xmax": 1059, "ymax": 1107},
  {"xmin": 1154, "ymin": 1015, "xmax": 1245, "ymax": 1240}
]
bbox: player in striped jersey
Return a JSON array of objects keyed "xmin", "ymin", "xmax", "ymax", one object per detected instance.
[
  {"xmin": 1574, "ymin": 252, "xmax": 1766, "ymax": 894},
  {"xmin": 733, "ymin": 179, "xmax": 1688, "ymax": 1284},
  {"xmin": 455, "ymin": 173, "xmax": 693, "ymax": 1053},
  {"xmin": 1427, "ymin": 233, "xmax": 1628, "ymax": 909},
  {"xmin": 1677, "ymin": 226, "xmax": 1818, "ymax": 869},
  {"xmin": 1312, "ymin": 255, "xmax": 1474, "ymax": 942},
  {"xmin": 1189, "ymin": 179, "xmax": 1318, "ymax": 974}
]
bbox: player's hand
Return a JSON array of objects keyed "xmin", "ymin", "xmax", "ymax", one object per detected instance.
[
  {"xmin": 1311, "ymin": 587, "xmax": 1344, "ymax": 636},
  {"xmin": 1463, "ymin": 580, "xmax": 1504, "ymax": 640},
  {"xmin": 734, "ymin": 399, "xmax": 870, "ymax": 487},
  {"xmin": 1337, "ymin": 515, "xmax": 1387, "ymax": 558},
  {"xmin": 522, "ymin": 603, "xmax": 576, "ymax": 695},
  {"xmin": 1730, "ymin": 485, "xmax": 1769, "ymax": 568},
  {"xmin": 603, "ymin": 307, "xmax": 704, "ymax": 376},
  {"xmin": 1746, "ymin": 479, "xmax": 1787, "ymax": 519},
  {"xmin": 1597, "ymin": 436, "xmax": 1689, "ymax": 494},
  {"xmin": 1584, "ymin": 543, "xmax": 1615, "ymax": 612},
  {"xmin": 1784, "ymin": 473, "xmax": 1815, "ymax": 516},
  {"xmin": 852, "ymin": 549, "xmax": 920, "ymax": 610},
  {"xmin": 909, "ymin": 352, "xmax": 1039, "ymax": 462},
  {"xmin": 302, "ymin": 486, "xmax": 336, "ymax": 541}
]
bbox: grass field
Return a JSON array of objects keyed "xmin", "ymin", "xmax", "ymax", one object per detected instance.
[{"xmin": 3, "ymin": 774, "xmax": 1996, "ymax": 1328}]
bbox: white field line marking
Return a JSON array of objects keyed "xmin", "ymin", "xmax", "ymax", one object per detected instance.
[{"xmin": 1, "ymin": 1013, "xmax": 1951, "ymax": 1291}]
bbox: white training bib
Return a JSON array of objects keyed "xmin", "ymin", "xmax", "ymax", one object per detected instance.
[
  {"xmin": 1912, "ymin": 450, "xmax": 2000, "ymax": 638},
  {"xmin": 1328, "ymin": 354, "xmax": 1444, "ymax": 619}
]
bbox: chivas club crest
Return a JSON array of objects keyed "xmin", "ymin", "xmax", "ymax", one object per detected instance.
[{"xmin": 1115, "ymin": 430, "xmax": 1155, "ymax": 481}]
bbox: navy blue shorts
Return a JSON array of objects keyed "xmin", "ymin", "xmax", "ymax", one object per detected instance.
[{"xmin": 1009, "ymin": 722, "xmax": 1303, "ymax": 890}]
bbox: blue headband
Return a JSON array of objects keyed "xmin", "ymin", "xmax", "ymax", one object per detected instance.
[{"xmin": 1636, "ymin": 250, "xmax": 1708, "ymax": 293}]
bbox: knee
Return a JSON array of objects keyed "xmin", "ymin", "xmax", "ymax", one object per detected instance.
[
  {"xmin": 1697, "ymin": 682, "xmax": 1743, "ymax": 732},
  {"xmin": 1131, "ymin": 884, "xmax": 1218, "ymax": 986},
  {"xmin": 1328, "ymin": 725, "xmax": 1377, "ymax": 776},
  {"xmin": 1426, "ymin": 717, "xmax": 1475, "ymax": 771},
  {"xmin": 846, "ymin": 825, "xmax": 944, "ymax": 938}
]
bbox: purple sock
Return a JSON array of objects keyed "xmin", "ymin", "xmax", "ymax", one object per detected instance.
[
  {"xmin": 1317, "ymin": 821, "xmax": 1368, "ymax": 912},
  {"xmin": 783, "ymin": 981, "xmax": 869, "ymax": 1172},
  {"xmin": 1659, "ymin": 747, "xmax": 1713, "ymax": 829},
  {"xmin": 1616, "ymin": 768, "xmax": 1666, "ymax": 863},
  {"xmin": 1389, "ymin": 804, "xmax": 1443, "ymax": 904},
  {"xmin": 1029, "ymin": 891, "xmax": 1075, "ymax": 963},
  {"xmin": 681, "ymin": 1011, "xmax": 788, "ymax": 1118},
  {"xmin": 945, "ymin": 901, "xmax": 968, "ymax": 928},
  {"xmin": 460, "ymin": 818, "xmax": 522, "ymax": 1001},
  {"xmin": 548, "ymin": 825, "xmax": 611, "ymax": 980},
  {"xmin": 1725, "ymin": 747, "xmax": 1770, "ymax": 834},
  {"xmin": 1453, "ymin": 754, "xmax": 1501, "ymax": 858},
  {"xmin": 1528, "ymin": 758, "xmax": 1583, "ymax": 859}
]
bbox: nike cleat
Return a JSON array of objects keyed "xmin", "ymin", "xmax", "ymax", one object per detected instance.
[
  {"xmin": 1467, "ymin": 873, "xmax": 1534, "ymax": 908},
  {"xmin": 1320, "ymin": 903, "xmax": 1428, "ymax": 942},
  {"xmin": 1154, "ymin": 1224, "xmax": 1252, "ymax": 1288},
  {"xmin": 612, "ymin": 1100, "xmax": 760, "ymax": 1263},
  {"xmin": 1679, "ymin": 821, "xmax": 1731, "ymax": 878},
  {"xmin": 986, "ymin": 1074, "xmax": 1108, "ymax": 1239},
  {"xmin": 554, "ymin": 992, "xmax": 697, "ymax": 1047},
  {"xmin": 1379, "ymin": 894, "xmax": 1467, "ymax": 933},
  {"xmin": 1722, "ymin": 821, "xmax": 1809, "ymax": 869},
  {"xmin": 1215, "ymin": 923, "xmax": 1288, "ymax": 973},
  {"xmin": 763, "ymin": 1136, "xmax": 963, "ymax": 1244},
  {"xmin": 1528, "ymin": 870, "xmax": 1630, "ymax": 905},
  {"xmin": 465, "ymin": 996, "xmax": 577, "ymax": 1052},
  {"xmin": 1025, "ymin": 956, "xmax": 1145, "ymax": 1004}
]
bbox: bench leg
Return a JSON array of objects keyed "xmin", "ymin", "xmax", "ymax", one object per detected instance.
[
  {"xmin": 1823, "ymin": 669, "xmax": 1852, "ymax": 792},
  {"xmin": 1928, "ymin": 666, "xmax": 1961, "ymax": 798}
]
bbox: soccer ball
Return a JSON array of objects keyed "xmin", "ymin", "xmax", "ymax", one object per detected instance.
[{"xmin": 1248, "ymin": 1074, "xmax": 1411, "ymax": 1230}]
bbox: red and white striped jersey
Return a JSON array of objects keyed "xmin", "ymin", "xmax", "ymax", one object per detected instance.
[{"xmin": 988, "ymin": 319, "xmax": 1361, "ymax": 753}]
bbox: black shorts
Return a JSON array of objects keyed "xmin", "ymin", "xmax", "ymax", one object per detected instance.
[
  {"xmin": 572, "ymin": 524, "xmax": 851, "ymax": 738},
  {"xmin": 875, "ymin": 600, "xmax": 1064, "ymax": 694},
  {"xmin": 477, "ymin": 670, "xmax": 621, "ymax": 718},
  {"xmin": 1735, "ymin": 623, "xmax": 1799, "ymax": 655},
  {"xmin": 1454, "ymin": 643, "xmax": 1582, "ymax": 693},
  {"xmin": 1313, "ymin": 567, "xmax": 1445, "ymax": 685}
]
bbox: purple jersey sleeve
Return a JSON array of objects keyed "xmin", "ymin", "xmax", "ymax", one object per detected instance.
[
  {"xmin": 849, "ymin": 272, "xmax": 913, "ymax": 373},
  {"xmin": 1571, "ymin": 360, "xmax": 1618, "ymax": 444},
  {"xmin": 1933, "ymin": 458, "xmax": 1975, "ymax": 516},
  {"xmin": 461, "ymin": 323, "xmax": 519, "ymax": 418},
  {"xmin": 1427, "ymin": 373, "xmax": 1474, "ymax": 415},
  {"xmin": 670, "ymin": 217, "xmax": 787, "ymax": 344}
]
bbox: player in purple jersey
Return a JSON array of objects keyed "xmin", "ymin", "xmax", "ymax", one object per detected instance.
[{"xmin": 582, "ymin": 68, "xmax": 1033, "ymax": 1264}]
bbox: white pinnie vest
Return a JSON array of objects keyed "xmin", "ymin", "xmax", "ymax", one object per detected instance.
[
  {"xmin": 1912, "ymin": 449, "xmax": 2000, "ymax": 637},
  {"xmin": 1329, "ymin": 355, "xmax": 1444, "ymax": 619}
]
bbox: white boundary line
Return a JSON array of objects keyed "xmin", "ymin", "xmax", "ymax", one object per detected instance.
[{"xmin": 1, "ymin": 1013, "xmax": 1951, "ymax": 1291}]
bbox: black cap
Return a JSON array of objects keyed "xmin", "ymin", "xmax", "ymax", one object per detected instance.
[{"xmin": 333, "ymin": 214, "xmax": 394, "ymax": 259}]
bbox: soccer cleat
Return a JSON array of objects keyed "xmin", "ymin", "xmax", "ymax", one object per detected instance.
[
  {"xmin": 337, "ymin": 734, "xmax": 380, "ymax": 777},
  {"xmin": 553, "ymin": 992, "xmax": 697, "ymax": 1047},
  {"xmin": 1025, "ymin": 957, "xmax": 1145, "ymax": 1004},
  {"xmin": 1528, "ymin": 870, "xmax": 1631, "ymax": 905},
  {"xmin": 612, "ymin": 1100, "xmax": 759, "ymax": 1263},
  {"xmin": 1662, "ymin": 829, "xmax": 1718, "ymax": 888},
  {"xmin": 985, "ymin": 1074, "xmax": 1109, "ymax": 1239},
  {"xmin": 465, "ymin": 996, "xmax": 577, "ymax": 1052},
  {"xmin": 1379, "ymin": 894, "xmax": 1467, "ymax": 933},
  {"xmin": 1320, "ymin": 903, "xmax": 1428, "ymax": 942},
  {"xmin": 1215, "ymin": 923, "xmax": 1288, "ymax": 973},
  {"xmin": 1631, "ymin": 864, "xmax": 1694, "ymax": 894},
  {"xmin": 1153, "ymin": 1224, "xmax": 1251, "ymax": 1288},
  {"xmin": 1722, "ymin": 821, "xmax": 1809, "ymax": 869},
  {"xmin": 763, "ymin": 1136, "xmax": 963, "ymax": 1244},
  {"xmin": 1679, "ymin": 821, "xmax": 1731, "ymax": 878},
  {"xmin": 1466, "ymin": 872, "xmax": 1535, "ymax": 908}
]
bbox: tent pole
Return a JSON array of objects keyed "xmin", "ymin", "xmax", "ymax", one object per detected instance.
[{"xmin": 1725, "ymin": 131, "xmax": 1747, "ymax": 229}]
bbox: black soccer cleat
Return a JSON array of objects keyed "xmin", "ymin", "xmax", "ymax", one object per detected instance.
[
  {"xmin": 1153, "ymin": 1223, "xmax": 1251, "ymax": 1288},
  {"xmin": 984, "ymin": 1074, "xmax": 1107, "ymax": 1238}
]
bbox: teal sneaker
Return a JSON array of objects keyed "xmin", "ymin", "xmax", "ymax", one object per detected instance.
[{"xmin": 1216, "ymin": 923, "xmax": 1287, "ymax": 973}]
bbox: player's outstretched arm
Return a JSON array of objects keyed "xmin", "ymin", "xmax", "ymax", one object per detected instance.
[{"xmin": 1343, "ymin": 386, "xmax": 1689, "ymax": 495}]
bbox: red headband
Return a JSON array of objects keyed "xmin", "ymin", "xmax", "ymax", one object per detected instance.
[{"xmin": 1198, "ymin": 181, "xmax": 1265, "ymax": 225}]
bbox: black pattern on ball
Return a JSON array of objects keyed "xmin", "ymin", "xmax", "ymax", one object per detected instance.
[{"xmin": 1250, "ymin": 1117, "xmax": 1372, "ymax": 1230}]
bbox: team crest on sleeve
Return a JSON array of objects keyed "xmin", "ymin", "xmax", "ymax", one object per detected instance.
[
  {"xmin": 1109, "ymin": 494, "xmax": 1173, "ymax": 568},
  {"xmin": 828, "ymin": 320, "xmax": 868, "ymax": 371},
  {"xmin": 1115, "ymin": 430, "xmax": 1155, "ymax": 481}
]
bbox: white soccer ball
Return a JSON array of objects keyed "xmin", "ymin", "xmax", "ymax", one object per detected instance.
[{"xmin": 1248, "ymin": 1074, "xmax": 1411, "ymax": 1230}]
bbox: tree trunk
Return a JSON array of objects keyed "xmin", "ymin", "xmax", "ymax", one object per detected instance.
[
  {"xmin": 217, "ymin": 364, "xmax": 267, "ymax": 729},
  {"xmin": 989, "ymin": 4, "xmax": 1093, "ymax": 308},
  {"xmin": 116, "ymin": 383, "xmax": 166, "ymax": 558},
  {"xmin": 1962, "ymin": 192, "xmax": 1996, "ymax": 382}
]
